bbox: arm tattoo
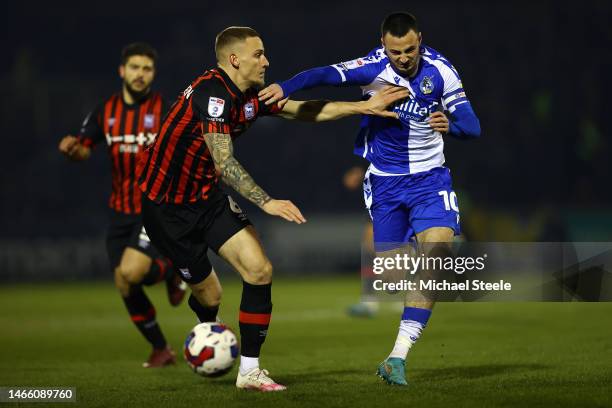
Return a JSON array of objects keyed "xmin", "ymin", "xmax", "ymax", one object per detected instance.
[{"xmin": 204, "ymin": 133, "xmax": 271, "ymax": 208}]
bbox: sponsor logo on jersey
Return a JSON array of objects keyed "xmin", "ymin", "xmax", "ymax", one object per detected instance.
[
  {"xmin": 208, "ymin": 97, "xmax": 225, "ymax": 118},
  {"xmin": 143, "ymin": 114, "xmax": 155, "ymax": 129},
  {"xmin": 105, "ymin": 132, "xmax": 157, "ymax": 149},
  {"xmin": 420, "ymin": 76, "xmax": 434, "ymax": 95},
  {"xmin": 244, "ymin": 102, "xmax": 255, "ymax": 120},
  {"xmin": 119, "ymin": 144, "xmax": 139, "ymax": 154},
  {"xmin": 395, "ymin": 99, "xmax": 439, "ymax": 121}
]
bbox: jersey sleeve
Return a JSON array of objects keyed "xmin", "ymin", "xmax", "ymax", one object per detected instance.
[
  {"xmin": 438, "ymin": 60, "xmax": 470, "ymax": 113},
  {"xmin": 78, "ymin": 103, "xmax": 104, "ymax": 148},
  {"xmin": 191, "ymin": 81, "xmax": 232, "ymax": 134},
  {"xmin": 448, "ymin": 102, "xmax": 481, "ymax": 140},
  {"xmin": 257, "ymin": 98, "xmax": 283, "ymax": 116},
  {"xmin": 278, "ymin": 49, "xmax": 385, "ymax": 96},
  {"xmin": 330, "ymin": 48, "xmax": 386, "ymax": 86}
]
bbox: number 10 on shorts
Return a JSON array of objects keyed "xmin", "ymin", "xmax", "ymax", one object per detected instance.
[{"xmin": 438, "ymin": 190, "xmax": 459, "ymax": 212}]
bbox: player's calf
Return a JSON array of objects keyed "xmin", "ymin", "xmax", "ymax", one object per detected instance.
[
  {"xmin": 217, "ymin": 227, "xmax": 278, "ymax": 386},
  {"xmin": 118, "ymin": 285, "xmax": 170, "ymax": 362},
  {"xmin": 237, "ymin": 280, "xmax": 272, "ymax": 376},
  {"xmin": 188, "ymin": 271, "xmax": 223, "ymax": 322}
]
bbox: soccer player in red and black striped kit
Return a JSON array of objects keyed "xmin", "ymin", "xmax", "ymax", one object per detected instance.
[
  {"xmin": 59, "ymin": 43, "xmax": 186, "ymax": 368},
  {"xmin": 138, "ymin": 27, "xmax": 408, "ymax": 391}
]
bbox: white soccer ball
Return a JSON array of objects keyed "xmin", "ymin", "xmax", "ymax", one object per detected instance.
[{"xmin": 183, "ymin": 322, "xmax": 239, "ymax": 377}]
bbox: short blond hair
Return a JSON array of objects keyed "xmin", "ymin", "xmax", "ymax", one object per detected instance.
[{"xmin": 215, "ymin": 26, "xmax": 260, "ymax": 62}]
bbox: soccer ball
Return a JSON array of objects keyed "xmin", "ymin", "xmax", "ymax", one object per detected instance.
[{"xmin": 183, "ymin": 322, "xmax": 239, "ymax": 377}]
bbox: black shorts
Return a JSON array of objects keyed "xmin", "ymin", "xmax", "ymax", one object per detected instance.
[
  {"xmin": 106, "ymin": 210, "xmax": 161, "ymax": 270},
  {"xmin": 141, "ymin": 189, "xmax": 251, "ymax": 284}
]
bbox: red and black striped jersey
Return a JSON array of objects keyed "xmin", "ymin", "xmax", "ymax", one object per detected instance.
[
  {"xmin": 79, "ymin": 91, "xmax": 164, "ymax": 215},
  {"xmin": 138, "ymin": 68, "xmax": 281, "ymax": 204}
]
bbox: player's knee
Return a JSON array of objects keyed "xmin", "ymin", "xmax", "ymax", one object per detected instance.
[
  {"xmin": 245, "ymin": 260, "xmax": 273, "ymax": 285},
  {"xmin": 419, "ymin": 227, "xmax": 454, "ymax": 245},
  {"xmin": 117, "ymin": 264, "xmax": 146, "ymax": 285}
]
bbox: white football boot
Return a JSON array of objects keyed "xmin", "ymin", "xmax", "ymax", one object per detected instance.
[{"xmin": 236, "ymin": 368, "xmax": 286, "ymax": 392}]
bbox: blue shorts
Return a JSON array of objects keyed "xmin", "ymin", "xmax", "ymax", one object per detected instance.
[{"xmin": 363, "ymin": 166, "xmax": 460, "ymax": 246}]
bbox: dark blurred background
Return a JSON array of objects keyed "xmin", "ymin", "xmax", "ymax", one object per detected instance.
[{"xmin": 1, "ymin": 1, "xmax": 610, "ymax": 280}]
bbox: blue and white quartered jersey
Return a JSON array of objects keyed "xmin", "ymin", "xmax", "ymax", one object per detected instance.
[{"xmin": 331, "ymin": 45, "xmax": 469, "ymax": 175}]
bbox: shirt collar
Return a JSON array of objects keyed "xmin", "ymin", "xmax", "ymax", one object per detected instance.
[{"xmin": 214, "ymin": 67, "xmax": 244, "ymax": 99}]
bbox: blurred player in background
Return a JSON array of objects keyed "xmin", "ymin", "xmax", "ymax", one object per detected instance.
[
  {"xmin": 343, "ymin": 166, "xmax": 379, "ymax": 318},
  {"xmin": 59, "ymin": 43, "xmax": 186, "ymax": 368},
  {"xmin": 138, "ymin": 26, "xmax": 407, "ymax": 391},
  {"xmin": 259, "ymin": 12, "xmax": 481, "ymax": 385}
]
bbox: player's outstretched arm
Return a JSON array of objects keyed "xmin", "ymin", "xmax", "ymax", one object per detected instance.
[
  {"xmin": 58, "ymin": 135, "xmax": 91, "ymax": 161},
  {"xmin": 260, "ymin": 54, "xmax": 383, "ymax": 105},
  {"xmin": 278, "ymin": 86, "xmax": 409, "ymax": 122},
  {"xmin": 259, "ymin": 66, "xmax": 343, "ymax": 105},
  {"xmin": 204, "ymin": 132, "xmax": 306, "ymax": 224}
]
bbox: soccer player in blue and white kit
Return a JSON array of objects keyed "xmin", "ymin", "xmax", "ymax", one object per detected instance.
[{"xmin": 259, "ymin": 12, "xmax": 481, "ymax": 385}]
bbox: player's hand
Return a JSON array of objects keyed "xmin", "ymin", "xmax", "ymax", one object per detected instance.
[
  {"xmin": 343, "ymin": 166, "xmax": 366, "ymax": 191},
  {"xmin": 427, "ymin": 111, "xmax": 449, "ymax": 133},
  {"xmin": 258, "ymin": 83, "xmax": 285, "ymax": 105},
  {"xmin": 58, "ymin": 135, "xmax": 81, "ymax": 157},
  {"xmin": 362, "ymin": 86, "xmax": 410, "ymax": 119},
  {"xmin": 262, "ymin": 199, "xmax": 307, "ymax": 224},
  {"xmin": 277, "ymin": 98, "xmax": 289, "ymax": 111}
]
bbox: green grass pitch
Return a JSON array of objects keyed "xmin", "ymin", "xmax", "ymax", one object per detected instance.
[{"xmin": 1, "ymin": 277, "xmax": 610, "ymax": 408}]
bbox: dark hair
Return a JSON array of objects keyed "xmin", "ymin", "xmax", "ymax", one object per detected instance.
[
  {"xmin": 215, "ymin": 26, "xmax": 260, "ymax": 60},
  {"xmin": 121, "ymin": 42, "xmax": 158, "ymax": 66},
  {"xmin": 381, "ymin": 12, "xmax": 419, "ymax": 37}
]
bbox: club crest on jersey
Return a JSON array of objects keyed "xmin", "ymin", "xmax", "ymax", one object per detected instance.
[
  {"xmin": 420, "ymin": 76, "xmax": 434, "ymax": 94},
  {"xmin": 143, "ymin": 114, "xmax": 155, "ymax": 129},
  {"xmin": 208, "ymin": 97, "xmax": 225, "ymax": 118},
  {"xmin": 244, "ymin": 102, "xmax": 255, "ymax": 120}
]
